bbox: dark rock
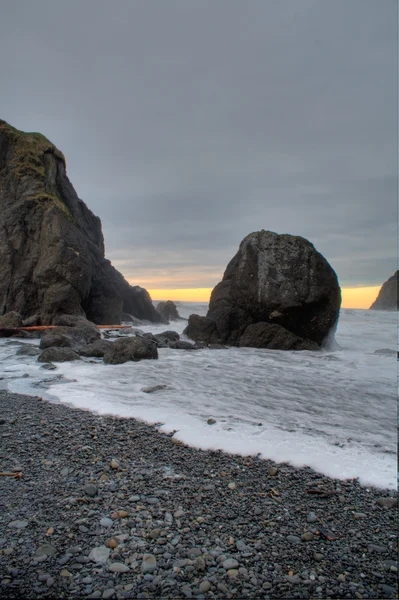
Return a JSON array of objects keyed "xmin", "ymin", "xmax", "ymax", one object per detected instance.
[
  {"xmin": 79, "ymin": 339, "xmax": 112, "ymax": 357},
  {"xmin": 23, "ymin": 314, "xmax": 41, "ymax": 326},
  {"xmin": 169, "ymin": 340, "xmax": 197, "ymax": 350},
  {"xmin": 0, "ymin": 120, "xmax": 163, "ymax": 325},
  {"xmin": 184, "ymin": 230, "xmax": 341, "ymax": 349},
  {"xmin": 239, "ymin": 322, "xmax": 320, "ymax": 351},
  {"xmin": 16, "ymin": 345, "xmax": 40, "ymax": 356},
  {"xmin": 0, "ymin": 311, "xmax": 23, "ymax": 328},
  {"xmin": 142, "ymin": 384, "xmax": 167, "ymax": 393},
  {"xmin": 156, "ymin": 300, "xmax": 182, "ymax": 322},
  {"xmin": 154, "ymin": 330, "xmax": 180, "ymax": 347},
  {"xmin": 370, "ymin": 272, "xmax": 398, "ymax": 310},
  {"xmin": 39, "ymin": 323, "xmax": 100, "ymax": 351},
  {"xmin": 38, "ymin": 347, "xmax": 81, "ymax": 362},
  {"xmin": 103, "ymin": 336, "xmax": 158, "ymax": 364}
]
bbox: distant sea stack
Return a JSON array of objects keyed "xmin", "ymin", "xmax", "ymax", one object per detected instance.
[
  {"xmin": 369, "ymin": 271, "xmax": 398, "ymax": 310},
  {"xmin": 185, "ymin": 230, "xmax": 341, "ymax": 350},
  {"xmin": 0, "ymin": 120, "xmax": 163, "ymax": 325}
]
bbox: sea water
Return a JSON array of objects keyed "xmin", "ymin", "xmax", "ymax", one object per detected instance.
[{"xmin": 0, "ymin": 304, "xmax": 397, "ymax": 490}]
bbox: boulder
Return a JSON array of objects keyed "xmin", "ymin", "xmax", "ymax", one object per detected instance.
[
  {"xmin": 40, "ymin": 323, "xmax": 100, "ymax": 351},
  {"xmin": 369, "ymin": 272, "xmax": 398, "ymax": 310},
  {"xmin": 169, "ymin": 340, "xmax": 197, "ymax": 350},
  {"xmin": 0, "ymin": 311, "xmax": 23, "ymax": 328},
  {"xmin": 16, "ymin": 345, "xmax": 40, "ymax": 356},
  {"xmin": 156, "ymin": 300, "xmax": 182, "ymax": 322},
  {"xmin": 185, "ymin": 230, "xmax": 341, "ymax": 350},
  {"xmin": 103, "ymin": 336, "xmax": 158, "ymax": 364},
  {"xmin": 79, "ymin": 339, "xmax": 113, "ymax": 357},
  {"xmin": 239, "ymin": 322, "xmax": 319, "ymax": 351},
  {"xmin": 0, "ymin": 120, "xmax": 163, "ymax": 325},
  {"xmin": 38, "ymin": 347, "xmax": 81, "ymax": 362},
  {"xmin": 154, "ymin": 330, "xmax": 180, "ymax": 347}
]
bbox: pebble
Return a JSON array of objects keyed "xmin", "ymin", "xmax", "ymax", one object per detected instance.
[
  {"xmin": 102, "ymin": 589, "xmax": 115, "ymax": 599},
  {"xmin": 142, "ymin": 554, "xmax": 157, "ymax": 573},
  {"xmin": 287, "ymin": 535, "xmax": 301, "ymax": 544},
  {"xmin": 109, "ymin": 563, "xmax": 130, "ymax": 573},
  {"xmin": 100, "ymin": 517, "xmax": 113, "ymax": 527},
  {"xmin": 199, "ymin": 581, "xmax": 211, "ymax": 593},
  {"xmin": 307, "ymin": 511, "xmax": 318, "ymax": 523},
  {"xmin": 223, "ymin": 558, "xmax": 239, "ymax": 570},
  {"xmin": 84, "ymin": 484, "xmax": 98, "ymax": 497},
  {"xmin": 8, "ymin": 519, "xmax": 29, "ymax": 529},
  {"xmin": 89, "ymin": 546, "xmax": 110, "ymax": 564}
]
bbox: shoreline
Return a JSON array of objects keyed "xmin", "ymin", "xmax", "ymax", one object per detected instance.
[{"xmin": 0, "ymin": 390, "xmax": 397, "ymax": 599}]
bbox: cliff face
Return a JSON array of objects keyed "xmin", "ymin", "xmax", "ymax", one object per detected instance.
[
  {"xmin": 369, "ymin": 271, "xmax": 398, "ymax": 310},
  {"xmin": 0, "ymin": 120, "xmax": 162, "ymax": 324}
]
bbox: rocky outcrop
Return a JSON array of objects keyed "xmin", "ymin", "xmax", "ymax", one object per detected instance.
[
  {"xmin": 156, "ymin": 301, "xmax": 182, "ymax": 322},
  {"xmin": 185, "ymin": 230, "xmax": 341, "ymax": 350},
  {"xmin": 369, "ymin": 272, "xmax": 398, "ymax": 310},
  {"xmin": 0, "ymin": 120, "xmax": 163, "ymax": 325}
]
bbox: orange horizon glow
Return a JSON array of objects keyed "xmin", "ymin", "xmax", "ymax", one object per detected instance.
[{"xmin": 147, "ymin": 286, "xmax": 382, "ymax": 309}]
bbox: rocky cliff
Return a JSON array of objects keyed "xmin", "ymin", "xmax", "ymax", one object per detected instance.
[
  {"xmin": 369, "ymin": 271, "xmax": 398, "ymax": 310},
  {"xmin": 185, "ymin": 230, "xmax": 341, "ymax": 350},
  {"xmin": 0, "ymin": 120, "xmax": 163, "ymax": 325}
]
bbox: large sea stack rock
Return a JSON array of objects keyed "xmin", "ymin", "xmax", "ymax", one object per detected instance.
[
  {"xmin": 185, "ymin": 230, "xmax": 341, "ymax": 350},
  {"xmin": 369, "ymin": 272, "xmax": 398, "ymax": 310},
  {"xmin": 0, "ymin": 120, "xmax": 163, "ymax": 325}
]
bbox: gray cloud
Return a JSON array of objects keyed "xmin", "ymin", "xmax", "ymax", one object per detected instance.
[{"xmin": 1, "ymin": 0, "xmax": 397, "ymax": 290}]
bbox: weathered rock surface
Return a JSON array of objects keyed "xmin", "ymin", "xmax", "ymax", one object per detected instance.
[
  {"xmin": 0, "ymin": 311, "xmax": 23, "ymax": 328},
  {"xmin": 103, "ymin": 336, "xmax": 158, "ymax": 364},
  {"xmin": 185, "ymin": 230, "xmax": 341, "ymax": 350},
  {"xmin": 37, "ymin": 347, "xmax": 81, "ymax": 362},
  {"xmin": 156, "ymin": 300, "xmax": 183, "ymax": 322},
  {"xmin": 79, "ymin": 339, "xmax": 113, "ymax": 357},
  {"xmin": 0, "ymin": 120, "xmax": 163, "ymax": 325},
  {"xmin": 370, "ymin": 272, "xmax": 398, "ymax": 310},
  {"xmin": 39, "ymin": 320, "xmax": 100, "ymax": 351}
]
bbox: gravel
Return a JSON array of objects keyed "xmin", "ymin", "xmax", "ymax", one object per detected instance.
[{"xmin": 0, "ymin": 390, "xmax": 397, "ymax": 599}]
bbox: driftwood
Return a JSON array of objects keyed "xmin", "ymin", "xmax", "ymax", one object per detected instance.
[{"xmin": 0, "ymin": 472, "xmax": 22, "ymax": 478}]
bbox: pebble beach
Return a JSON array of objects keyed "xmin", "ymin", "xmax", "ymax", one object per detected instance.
[{"xmin": 0, "ymin": 390, "xmax": 397, "ymax": 600}]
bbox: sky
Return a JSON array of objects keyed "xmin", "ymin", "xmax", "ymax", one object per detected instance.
[{"xmin": 1, "ymin": 0, "xmax": 397, "ymax": 308}]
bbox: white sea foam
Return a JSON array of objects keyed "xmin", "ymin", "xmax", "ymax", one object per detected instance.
[{"xmin": 1, "ymin": 306, "xmax": 397, "ymax": 489}]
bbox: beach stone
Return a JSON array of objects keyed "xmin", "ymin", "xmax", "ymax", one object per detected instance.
[
  {"xmin": 84, "ymin": 484, "xmax": 98, "ymax": 497},
  {"xmin": 16, "ymin": 345, "xmax": 40, "ymax": 356},
  {"xmin": 223, "ymin": 558, "xmax": 239, "ymax": 570},
  {"xmin": 287, "ymin": 535, "xmax": 301, "ymax": 544},
  {"xmin": 307, "ymin": 511, "xmax": 318, "ymax": 523},
  {"xmin": 142, "ymin": 554, "xmax": 157, "ymax": 573},
  {"xmin": 376, "ymin": 497, "xmax": 397, "ymax": 508},
  {"xmin": 102, "ymin": 589, "xmax": 115, "ymax": 599},
  {"xmin": 207, "ymin": 418, "xmax": 216, "ymax": 425},
  {"xmin": 109, "ymin": 563, "xmax": 130, "ymax": 573},
  {"xmin": 105, "ymin": 538, "xmax": 119, "ymax": 549},
  {"xmin": 110, "ymin": 459, "xmax": 120, "ymax": 470},
  {"xmin": 199, "ymin": 581, "xmax": 211, "ymax": 593},
  {"xmin": 228, "ymin": 482, "xmax": 237, "ymax": 490},
  {"xmin": 89, "ymin": 545, "xmax": 110, "ymax": 564},
  {"xmin": 35, "ymin": 544, "xmax": 57, "ymax": 557},
  {"xmin": 141, "ymin": 384, "xmax": 167, "ymax": 393},
  {"xmin": 268, "ymin": 466, "xmax": 278, "ymax": 476},
  {"xmin": 100, "ymin": 518, "xmax": 113, "ymax": 527},
  {"xmin": 8, "ymin": 519, "xmax": 29, "ymax": 529},
  {"xmin": 302, "ymin": 532, "xmax": 314, "ymax": 541}
]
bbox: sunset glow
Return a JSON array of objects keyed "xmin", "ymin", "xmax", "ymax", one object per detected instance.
[{"xmin": 148, "ymin": 286, "xmax": 382, "ymax": 309}]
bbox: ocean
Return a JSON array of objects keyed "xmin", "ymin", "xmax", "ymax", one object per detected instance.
[{"xmin": 0, "ymin": 304, "xmax": 397, "ymax": 490}]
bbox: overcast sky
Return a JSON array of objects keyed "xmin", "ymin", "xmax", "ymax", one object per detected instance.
[{"xmin": 1, "ymin": 0, "xmax": 397, "ymax": 289}]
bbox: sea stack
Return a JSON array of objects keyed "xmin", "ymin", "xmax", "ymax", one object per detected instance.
[
  {"xmin": 0, "ymin": 120, "xmax": 163, "ymax": 325},
  {"xmin": 369, "ymin": 271, "xmax": 398, "ymax": 310},
  {"xmin": 185, "ymin": 230, "xmax": 341, "ymax": 350}
]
